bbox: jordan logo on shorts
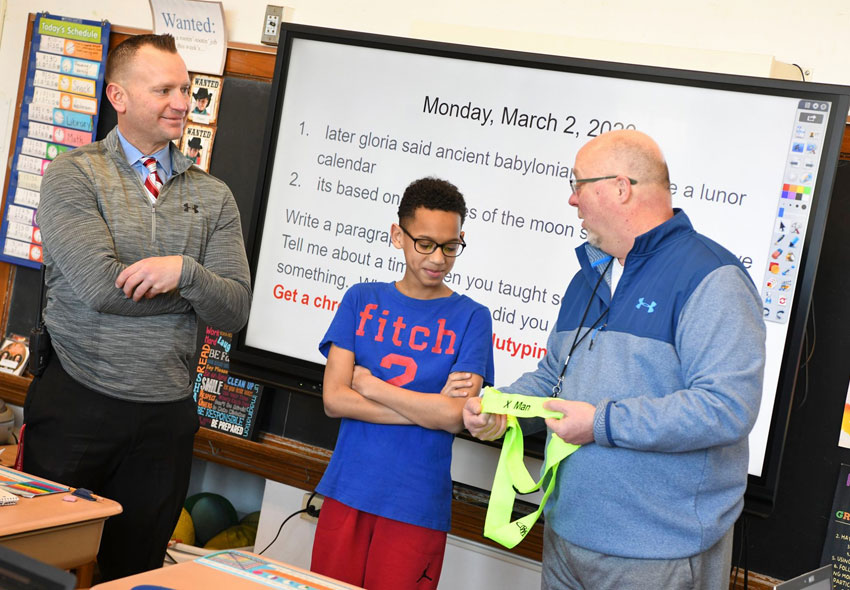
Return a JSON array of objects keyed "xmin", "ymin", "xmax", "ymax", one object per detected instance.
[{"xmin": 416, "ymin": 563, "xmax": 433, "ymax": 583}]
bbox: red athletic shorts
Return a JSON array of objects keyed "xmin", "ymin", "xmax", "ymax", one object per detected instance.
[{"xmin": 311, "ymin": 497, "xmax": 447, "ymax": 590}]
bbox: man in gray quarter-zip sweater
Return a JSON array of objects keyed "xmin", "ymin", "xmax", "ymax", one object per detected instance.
[{"xmin": 22, "ymin": 34, "xmax": 251, "ymax": 582}]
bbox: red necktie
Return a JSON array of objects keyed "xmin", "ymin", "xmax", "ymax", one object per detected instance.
[{"xmin": 143, "ymin": 157, "xmax": 163, "ymax": 202}]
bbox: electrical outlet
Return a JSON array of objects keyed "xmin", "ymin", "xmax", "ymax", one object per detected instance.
[
  {"xmin": 300, "ymin": 492, "xmax": 324, "ymax": 524},
  {"xmin": 261, "ymin": 5, "xmax": 284, "ymax": 46}
]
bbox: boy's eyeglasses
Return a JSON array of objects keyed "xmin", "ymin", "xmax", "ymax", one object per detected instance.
[{"xmin": 398, "ymin": 225, "xmax": 466, "ymax": 257}]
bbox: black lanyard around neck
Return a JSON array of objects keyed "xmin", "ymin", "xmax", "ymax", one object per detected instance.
[{"xmin": 550, "ymin": 256, "xmax": 613, "ymax": 397}]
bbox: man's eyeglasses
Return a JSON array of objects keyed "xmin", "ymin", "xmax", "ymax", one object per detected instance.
[
  {"xmin": 569, "ymin": 175, "xmax": 638, "ymax": 194},
  {"xmin": 398, "ymin": 225, "xmax": 466, "ymax": 257}
]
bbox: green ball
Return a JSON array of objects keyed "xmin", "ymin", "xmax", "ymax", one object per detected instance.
[{"xmin": 184, "ymin": 493, "xmax": 238, "ymax": 546}]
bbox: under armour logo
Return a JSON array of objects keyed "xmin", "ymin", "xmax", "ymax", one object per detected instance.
[
  {"xmin": 416, "ymin": 563, "xmax": 433, "ymax": 583},
  {"xmin": 635, "ymin": 297, "xmax": 656, "ymax": 313},
  {"xmin": 183, "ymin": 203, "xmax": 199, "ymax": 213}
]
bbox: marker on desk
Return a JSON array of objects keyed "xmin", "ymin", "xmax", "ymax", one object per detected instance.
[{"xmin": 71, "ymin": 488, "xmax": 100, "ymax": 502}]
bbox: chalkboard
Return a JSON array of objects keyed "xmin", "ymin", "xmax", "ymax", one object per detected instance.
[{"xmin": 207, "ymin": 77, "xmax": 271, "ymax": 241}]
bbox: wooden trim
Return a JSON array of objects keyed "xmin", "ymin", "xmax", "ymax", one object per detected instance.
[
  {"xmin": 227, "ymin": 40, "xmax": 278, "ymax": 55},
  {"xmin": 0, "ymin": 373, "xmax": 31, "ymax": 407},
  {"xmin": 224, "ymin": 41, "xmax": 277, "ymax": 81},
  {"xmin": 223, "ymin": 49, "xmax": 276, "ymax": 81},
  {"xmin": 729, "ymin": 570, "xmax": 781, "ymax": 589},
  {"xmin": 193, "ymin": 430, "xmax": 331, "ymax": 490}
]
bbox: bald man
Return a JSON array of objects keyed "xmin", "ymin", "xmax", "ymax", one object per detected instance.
[
  {"xmin": 464, "ymin": 130, "xmax": 765, "ymax": 589},
  {"xmin": 24, "ymin": 34, "xmax": 250, "ymax": 580}
]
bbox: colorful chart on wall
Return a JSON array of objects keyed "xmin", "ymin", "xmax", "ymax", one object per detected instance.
[{"xmin": 0, "ymin": 13, "xmax": 110, "ymax": 269}]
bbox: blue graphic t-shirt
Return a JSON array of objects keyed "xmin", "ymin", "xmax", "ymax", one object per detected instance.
[{"xmin": 317, "ymin": 281, "xmax": 494, "ymax": 531}]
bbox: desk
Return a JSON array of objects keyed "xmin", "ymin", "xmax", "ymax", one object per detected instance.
[
  {"xmin": 0, "ymin": 469, "xmax": 121, "ymax": 584},
  {"xmin": 92, "ymin": 550, "xmax": 363, "ymax": 590},
  {"xmin": 0, "ymin": 443, "xmax": 17, "ymax": 467}
]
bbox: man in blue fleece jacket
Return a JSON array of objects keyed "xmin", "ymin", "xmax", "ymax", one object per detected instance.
[{"xmin": 464, "ymin": 130, "xmax": 765, "ymax": 589}]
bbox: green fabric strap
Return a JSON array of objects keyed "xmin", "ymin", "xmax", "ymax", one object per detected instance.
[{"xmin": 480, "ymin": 387, "xmax": 580, "ymax": 548}]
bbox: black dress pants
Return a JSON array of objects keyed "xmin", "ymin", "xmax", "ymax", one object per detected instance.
[{"xmin": 22, "ymin": 353, "xmax": 199, "ymax": 581}]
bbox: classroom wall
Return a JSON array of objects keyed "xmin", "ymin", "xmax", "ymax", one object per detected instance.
[{"xmin": 6, "ymin": 0, "xmax": 850, "ymax": 83}]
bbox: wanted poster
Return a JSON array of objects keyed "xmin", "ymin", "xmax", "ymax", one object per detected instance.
[
  {"xmin": 180, "ymin": 123, "xmax": 216, "ymax": 172},
  {"xmin": 187, "ymin": 73, "xmax": 222, "ymax": 125}
]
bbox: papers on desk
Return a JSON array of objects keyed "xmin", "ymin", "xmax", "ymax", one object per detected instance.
[
  {"xmin": 0, "ymin": 465, "xmax": 69, "ymax": 498},
  {"xmin": 0, "ymin": 487, "xmax": 18, "ymax": 506},
  {"xmin": 199, "ymin": 550, "xmax": 359, "ymax": 590}
]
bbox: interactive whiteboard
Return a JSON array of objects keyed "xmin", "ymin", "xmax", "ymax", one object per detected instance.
[{"xmin": 232, "ymin": 24, "xmax": 850, "ymax": 512}]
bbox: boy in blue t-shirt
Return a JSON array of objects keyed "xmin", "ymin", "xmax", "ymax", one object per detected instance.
[{"xmin": 311, "ymin": 177, "xmax": 495, "ymax": 590}]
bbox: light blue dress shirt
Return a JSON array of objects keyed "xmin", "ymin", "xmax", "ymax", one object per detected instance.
[{"xmin": 116, "ymin": 128, "xmax": 174, "ymax": 185}]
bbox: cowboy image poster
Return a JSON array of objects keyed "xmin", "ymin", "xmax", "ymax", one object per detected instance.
[
  {"xmin": 180, "ymin": 123, "xmax": 215, "ymax": 172},
  {"xmin": 188, "ymin": 73, "xmax": 221, "ymax": 125}
]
